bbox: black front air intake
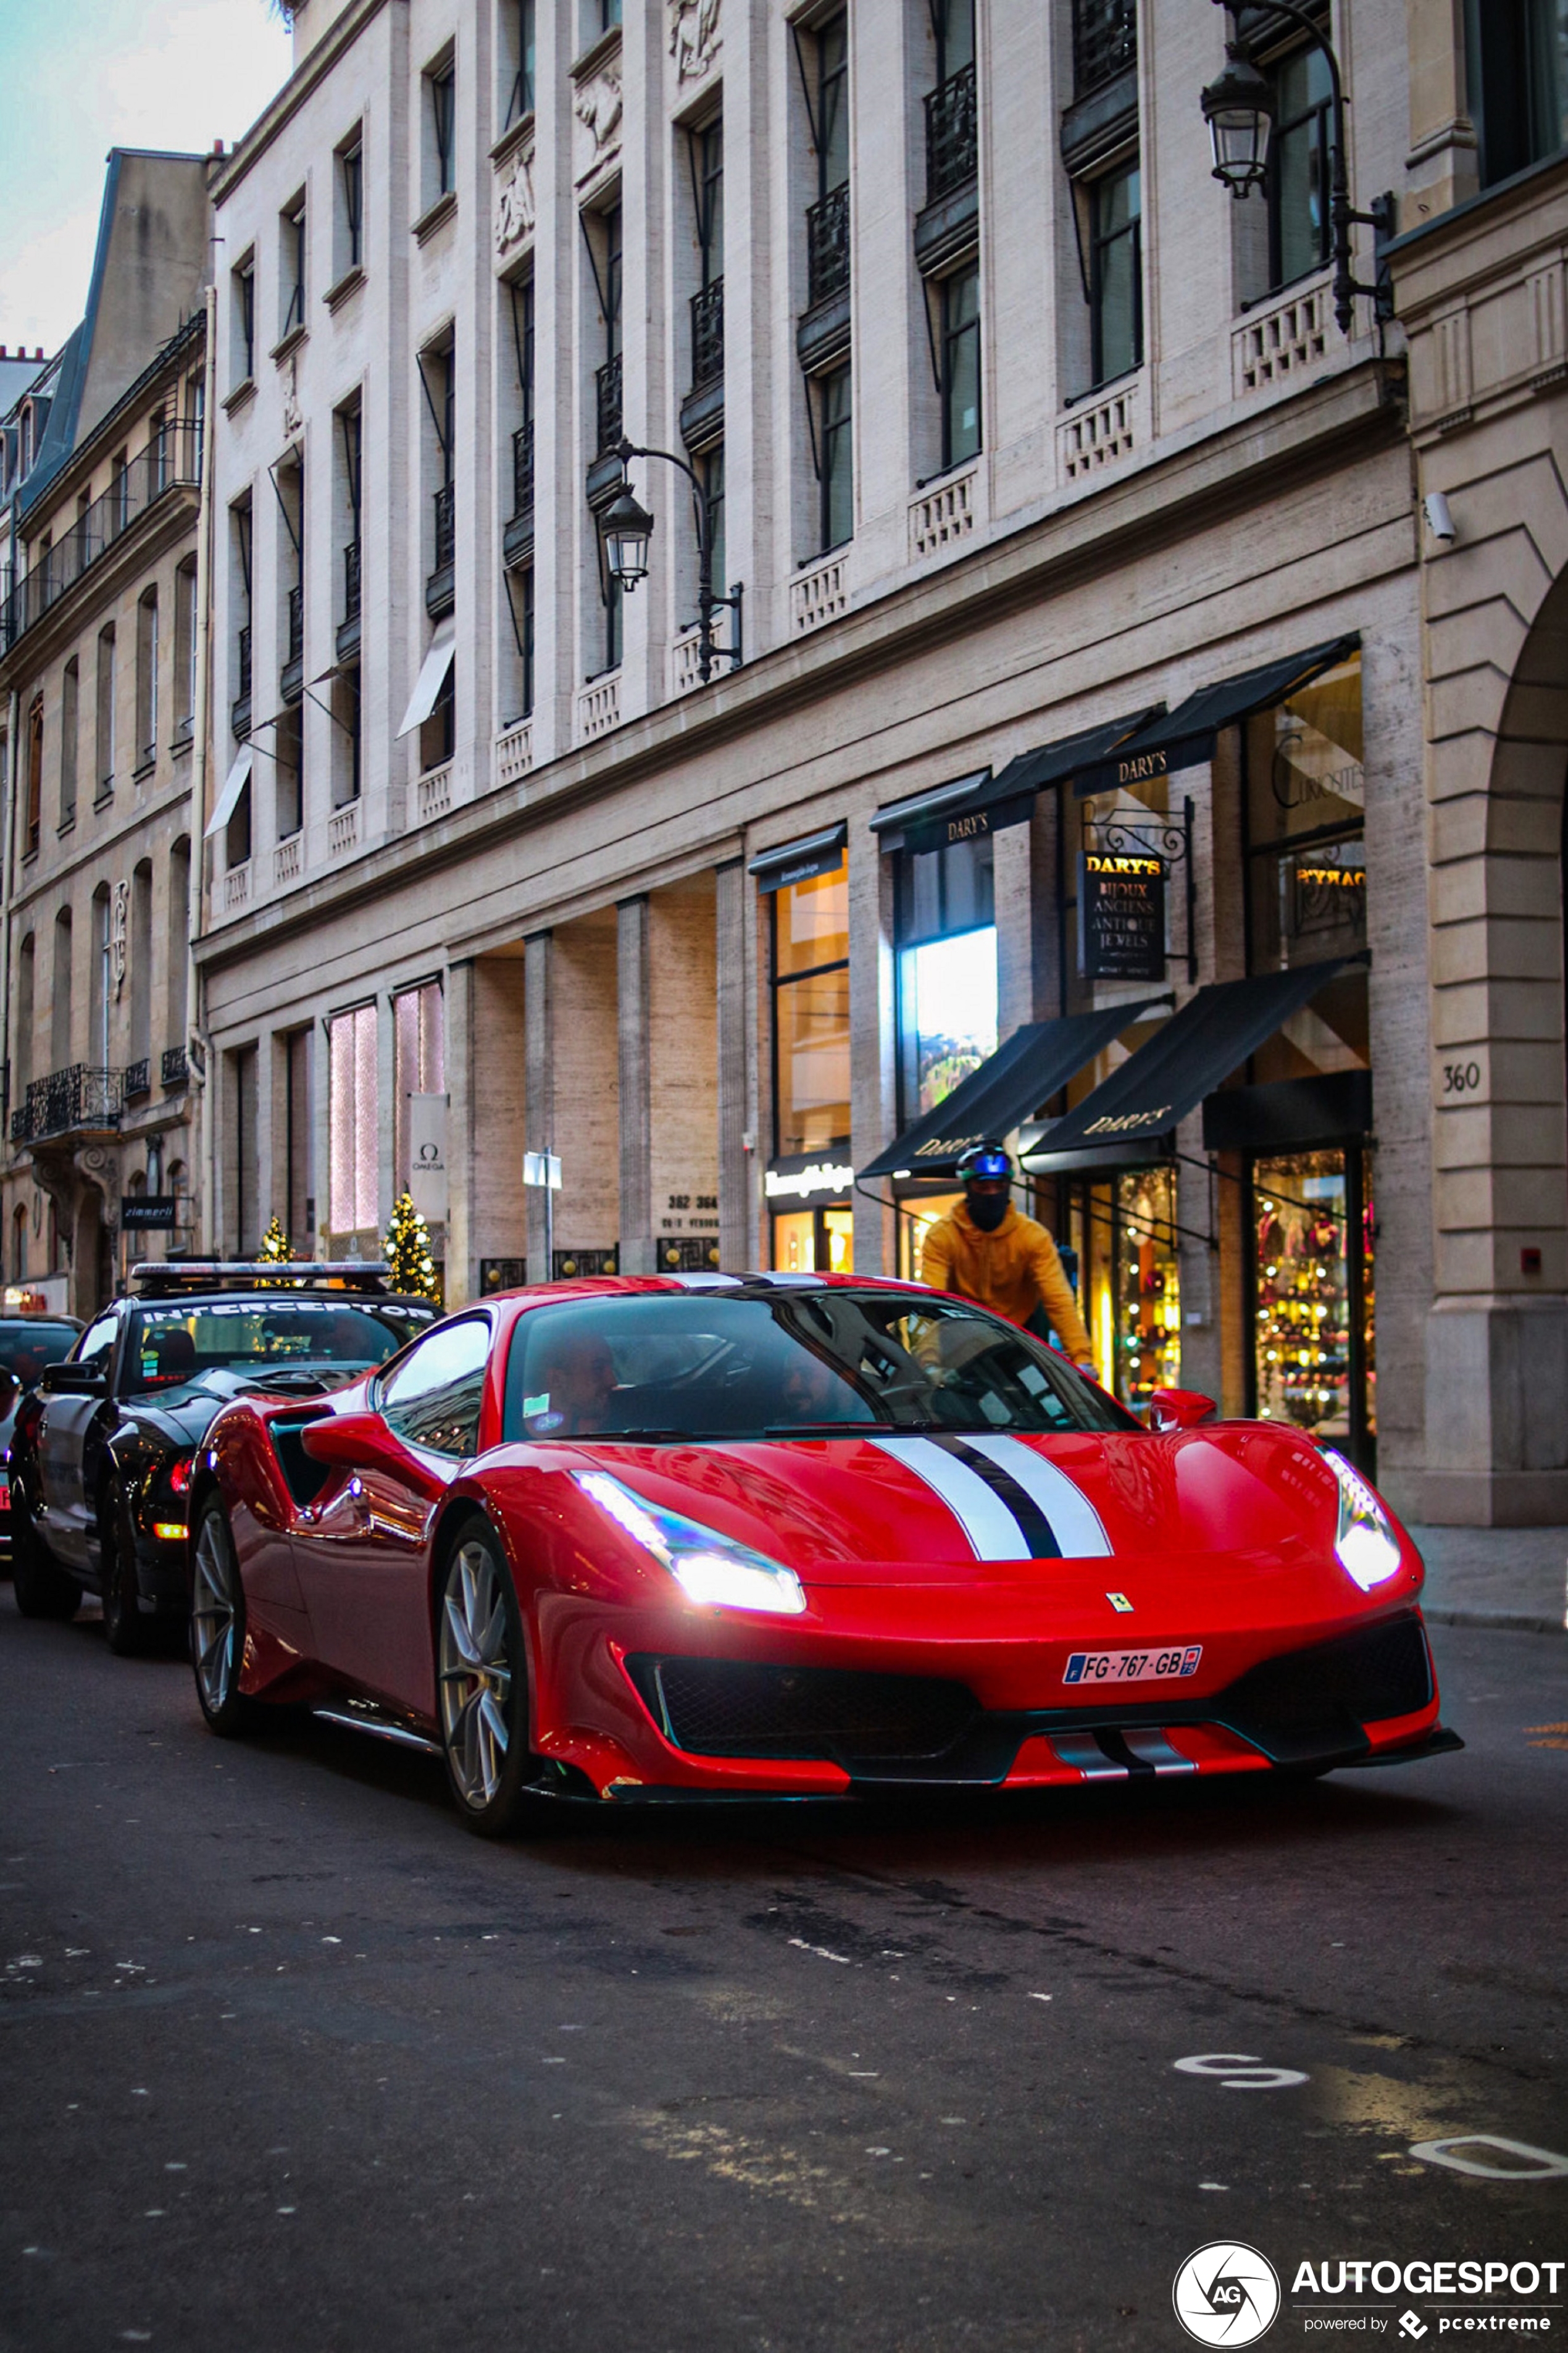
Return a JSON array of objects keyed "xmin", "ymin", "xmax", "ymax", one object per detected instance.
[
  {"xmin": 1217, "ymin": 1614, "xmax": 1433, "ymax": 1761},
  {"xmin": 626, "ymin": 1657, "xmax": 980, "ymax": 1764}
]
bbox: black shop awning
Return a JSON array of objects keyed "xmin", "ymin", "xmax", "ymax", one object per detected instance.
[
  {"xmin": 1022, "ymin": 960, "xmax": 1349, "ymax": 1168},
  {"xmin": 858, "ymin": 1000, "xmax": 1165, "ymax": 1181},
  {"xmin": 747, "ymin": 822, "xmax": 848, "ymax": 892},
  {"xmin": 1071, "ymin": 636, "xmax": 1360, "ymax": 797},
  {"xmin": 877, "ymin": 713, "xmax": 1162, "ymax": 857}
]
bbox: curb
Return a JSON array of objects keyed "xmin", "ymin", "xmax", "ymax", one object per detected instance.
[{"xmin": 1424, "ymin": 1605, "xmax": 1566, "ymax": 1635}]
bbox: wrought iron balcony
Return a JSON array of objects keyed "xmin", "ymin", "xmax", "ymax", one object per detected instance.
[
  {"xmin": 1072, "ymin": 0, "xmax": 1136, "ymax": 96},
  {"xmin": 806, "ymin": 183, "xmax": 851, "ymax": 308},
  {"xmin": 17, "ymin": 1064, "xmax": 123, "ymax": 1144},
  {"xmin": 433, "ymin": 482, "xmax": 456, "ymax": 570},
  {"xmin": 925, "ymin": 62, "xmax": 977, "ymax": 206},
  {"xmin": 123, "ymin": 1057, "xmax": 151, "ymax": 1100},
  {"xmin": 0, "ymin": 416, "xmax": 202, "ymax": 651},
  {"xmin": 343, "ymin": 538, "xmax": 361, "ymax": 624},
  {"xmin": 161, "ymin": 1045, "xmax": 189, "ymax": 1091},
  {"xmin": 512, "ymin": 422, "xmax": 535, "ymax": 519},
  {"xmin": 596, "ymin": 355, "xmax": 623, "ymax": 455},
  {"xmin": 286, "ymin": 584, "xmax": 304, "ymax": 664},
  {"xmin": 690, "ymin": 277, "xmax": 724, "ymax": 390}
]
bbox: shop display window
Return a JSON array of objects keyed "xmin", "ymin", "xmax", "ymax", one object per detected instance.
[
  {"xmin": 1253, "ymin": 1148, "xmax": 1375, "ymax": 1448},
  {"xmin": 772, "ymin": 858, "xmax": 851, "ymax": 1158},
  {"xmin": 772, "ymin": 1205, "xmax": 853, "ymax": 1274},
  {"xmin": 895, "ymin": 834, "xmax": 997, "ymax": 1121},
  {"xmin": 1114, "ymin": 1168, "xmax": 1181, "ymax": 1411},
  {"xmin": 897, "ymin": 1190, "xmax": 963, "ymax": 1283}
]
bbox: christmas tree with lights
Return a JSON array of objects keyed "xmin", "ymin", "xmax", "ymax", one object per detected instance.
[
  {"xmin": 385, "ymin": 1191, "xmax": 440, "ymax": 1300},
  {"xmin": 257, "ymin": 1214, "xmax": 293, "ymax": 1266}
]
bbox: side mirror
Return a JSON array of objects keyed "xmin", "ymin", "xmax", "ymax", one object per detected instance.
[
  {"xmin": 41, "ymin": 1361, "xmax": 108, "ymax": 1397},
  {"xmin": 1149, "ymin": 1387, "xmax": 1218, "ymax": 1432},
  {"xmin": 300, "ymin": 1410, "xmax": 445, "ymax": 1498}
]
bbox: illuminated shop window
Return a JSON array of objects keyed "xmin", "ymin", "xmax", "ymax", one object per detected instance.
[
  {"xmin": 1253, "ymin": 1150, "xmax": 1374, "ymax": 1447},
  {"xmin": 772, "ymin": 856, "xmax": 850, "ymax": 1158},
  {"xmin": 329, "ymin": 1003, "xmax": 379, "ymax": 1237},
  {"xmin": 895, "ymin": 831, "xmax": 996, "ymax": 1122}
]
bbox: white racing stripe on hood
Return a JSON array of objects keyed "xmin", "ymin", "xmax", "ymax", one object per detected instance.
[
  {"xmin": 959, "ymin": 1434, "xmax": 1112, "ymax": 1558},
  {"xmin": 869, "ymin": 1434, "xmax": 1028, "ymax": 1561}
]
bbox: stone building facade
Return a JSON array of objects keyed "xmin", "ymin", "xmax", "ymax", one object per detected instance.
[
  {"xmin": 0, "ymin": 154, "xmax": 212, "ymax": 1317},
  {"xmin": 192, "ymin": 0, "xmax": 1557, "ymax": 1523}
]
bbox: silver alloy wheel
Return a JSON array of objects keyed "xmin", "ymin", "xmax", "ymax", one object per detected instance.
[
  {"xmin": 193, "ymin": 1510, "xmax": 240, "ymax": 1715},
  {"xmin": 438, "ymin": 1539, "xmax": 513, "ymax": 1809}
]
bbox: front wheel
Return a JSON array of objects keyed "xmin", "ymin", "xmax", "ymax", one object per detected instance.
[
  {"xmin": 190, "ymin": 1497, "xmax": 256, "ymax": 1735},
  {"xmin": 436, "ymin": 1523, "xmax": 556, "ymax": 1839},
  {"xmin": 102, "ymin": 1484, "xmax": 151, "ymax": 1657},
  {"xmin": 11, "ymin": 1502, "xmax": 81, "ymax": 1623}
]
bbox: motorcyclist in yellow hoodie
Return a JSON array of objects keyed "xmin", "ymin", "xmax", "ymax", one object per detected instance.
[{"xmin": 919, "ymin": 1140, "xmax": 1098, "ymax": 1376}]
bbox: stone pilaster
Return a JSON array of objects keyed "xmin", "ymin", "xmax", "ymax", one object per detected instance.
[
  {"xmin": 715, "ymin": 859, "xmax": 749, "ymax": 1273},
  {"xmin": 523, "ymin": 929, "xmax": 553, "ymax": 1277},
  {"xmin": 617, "ymin": 895, "xmax": 653, "ymax": 1274}
]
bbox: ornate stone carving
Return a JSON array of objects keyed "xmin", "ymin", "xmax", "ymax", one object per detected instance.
[
  {"xmin": 573, "ymin": 69, "xmax": 623, "ymax": 183},
  {"xmin": 281, "ymin": 355, "xmax": 303, "ymax": 442},
  {"xmin": 669, "ymin": 0, "xmax": 721, "ymax": 83},
  {"xmin": 496, "ymin": 142, "xmax": 536, "ymax": 256},
  {"xmin": 111, "ymin": 879, "xmax": 128, "ymax": 998}
]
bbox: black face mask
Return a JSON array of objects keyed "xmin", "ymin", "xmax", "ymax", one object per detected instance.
[{"xmin": 965, "ymin": 1189, "xmax": 1009, "ymax": 1232}]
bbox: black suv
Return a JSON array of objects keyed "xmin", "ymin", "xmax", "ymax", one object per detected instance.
[{"xmin": 8, "ymin": 1263, "xmax": 438, "ymax": 1652}]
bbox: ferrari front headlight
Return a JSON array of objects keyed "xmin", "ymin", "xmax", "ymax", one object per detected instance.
[
  {"xmin": 575, "ymin": 1470, "xmax": 807, "ymax": 1616},
  {"xmin": 1323, "ymin": 1449, "xmax": 1402, "ymax": 1590}
]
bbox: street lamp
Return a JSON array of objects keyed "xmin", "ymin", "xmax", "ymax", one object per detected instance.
[
  {"xmin": 598, "ymin": 434, "xmax": 743, "ymax": 687},
  {"xmin": 1199, "ymin": 0, "xmax": 1393, "ymax": 338}
]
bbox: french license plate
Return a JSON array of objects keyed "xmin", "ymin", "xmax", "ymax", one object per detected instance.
[{"xmin": 1063, "ymin": 1644, "xmax": 1202, "ymax": 1686}]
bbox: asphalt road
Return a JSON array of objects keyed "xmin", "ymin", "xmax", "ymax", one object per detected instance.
[{"xmin": 1, "ymin": 1588, "xmax": 1565, "ymax": 2353}]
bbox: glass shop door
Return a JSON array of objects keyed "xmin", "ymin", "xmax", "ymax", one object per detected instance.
[{"xmin": 1250, "ymin": 1147, "xmax": 1375, "ymax": 1473}]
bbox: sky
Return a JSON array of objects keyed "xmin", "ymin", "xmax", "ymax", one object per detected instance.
[{"xmin": 0, "ymin": 1, "xmax": 294, "ymax": 356}]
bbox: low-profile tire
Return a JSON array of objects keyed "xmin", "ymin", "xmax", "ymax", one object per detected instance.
[
  {"xmin": 102, "ymin": 1483, "xmax": 152, "ymax": 1658},
  {"xmin": 10, "ymin": 1504, "xmax": 81, "ymax": 1623},
  {"xmin": 190, "ymin": 1496, "xmax": 257, "ymax": 1736},
  {"xmin": 436, "ymin": 1521, "xmax": 557, "ymax": 1839}
]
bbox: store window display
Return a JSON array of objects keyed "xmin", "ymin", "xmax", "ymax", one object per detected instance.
[
  {"xmin": 895, "ymin": 834, "xmax": 998, "ymax": 1121},
  {"xmin": 1253, "ymin": 1148, "xmax": 1375, "ymax": 1454},
  {"xmin": 772, "ymin": 858, "xmax": 851, "ymax": 1158}
]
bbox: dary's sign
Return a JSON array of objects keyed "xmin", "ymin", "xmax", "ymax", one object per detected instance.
[{"xmin": 1078, "ymin": 850, "xmax": 1166, "ymax": 980}]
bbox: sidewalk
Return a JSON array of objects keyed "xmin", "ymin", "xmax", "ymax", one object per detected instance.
[{"xmin": 1408, "ymin": 1523, "xmax": 1568, "ymax": 1634}]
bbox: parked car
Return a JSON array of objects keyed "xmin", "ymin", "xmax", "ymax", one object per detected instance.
[
  {"xmin": 7, "ymin": 1263, "xmax": 438, "ymax": 1652},
  {"xmin": 185, "ymin": 1273, "xmax": 1457, "ymax": 1839},
  {"xmin": 0, "ymin": 1305, "xmax": 83, "ymax": 1569}
]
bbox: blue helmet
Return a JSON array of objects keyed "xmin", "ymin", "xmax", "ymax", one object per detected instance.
[{"xmin": 956, "ymin": 1140, "xmax": 1012, "ymax": 1184}]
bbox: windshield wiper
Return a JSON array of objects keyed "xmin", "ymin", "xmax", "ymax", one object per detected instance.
[{"xmin": 762, "ymin": 1421, "xmax": 890, "ymax": 1437}]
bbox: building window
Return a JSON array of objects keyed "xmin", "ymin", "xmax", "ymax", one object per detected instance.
[
  {"xmin": 51, "ymin": 908, "xmax": 73, "ymax": 1070},
  {"xmin": 135, "ymin": 588, "xmax": 159, "ymax": 770},
  {"xmin": 169, "ymin": 837, "xmax": 190, "ymax": 1048},
  {"xmin": 1466, "ymin": 0, "xmax": 1568, "ymax": 186},
  {"xmin": 233, "ymin": 254, "xmax": 256, "ymax": 383},
  {"xmin": 505, "ymin": 566, "xmax": 535, "ymax": 722},
  {"xmin": 803, "ymin": 12, "xmax": 850, "ymax": 308},
  {"xmin": 91, "ymin": 884, "xmax": 112, "ymax": 1069},
  {"xmin": 394, "ymin": 982, "xmax": 445, "ymax": 1198},
  {"xmin": 817, "ymin": 363, "xmax": 853, "ymax": 552},
  {"xmin": 507, "ymin": 274, "xmax": 535, "ymax": 519},
  {"xmin": 337, "ymin": 401, "xmax": 363, "ymax": 632},
  {"xmin": 895, "ymin": 832, "xmax": 996, "ymax": 1123},
  {"xmin": 96, "ymin": 624, "xmax": 115, "ymax": 798},
  {"xmin": 772, "ymin": 853, "xmax": 851, "ymax": 1158},
  {"xmin": 1244, "ymin": 653, "xmax": 1366, "ymax": 989},
  {"xmin": 333, "ymin": 666, "xmax": 362, "ymax": 807},
  {"xmin": 504, "ymin": 0, "xmax": 536, "ymax": 129},
  {"xmin": 427, "ymin": 54, "xmax": 457, "ymax": 203},
  {"xmin": 421, "ymin": 658, "xmax": 455, "ymax": 772},
  {"xmin": 1269, "ymin": 45, "xmax": 1332, "ymax": 290},
  {"xmin": 25, "ymin": 695, "xmax": 42, "ymax": 857},
  {"xmin": 281, "ymin": 196, "xmax": 307, "ymax": 339},
  {"xmin": 599, "ymin": 0, "xmax": 622, "ymax": 29},
  {"xmin": 174, "ymin": 558, "xmax": 198, "ymax": 745},
  {"xmin": 129, "ymin": 861, "xmax": 153, "ymax": 1069},
  {"xmin": 15, "ymin": 934, "xmax": 34, "ymax": 1098},
  {"xmin": 1090, "ymin": 157, "xmax": 1141, "ymax": 385},
  {"xmin": 588, "ymin": 200, "xmax": 623, "ymax": 454},
  {"xmin": 276, "ymin": 704, "xmax": 304, "ymax": 840},
  {"xmin": 329, "ymin": 1002, "xmax": 380, "ymax": 1237},
  {"xmin": 938, "ymin": 262, "xmax": 981, "ymax": 469},
  {"xmin": 695, "ymin": 112, "xmax": 724, "ymax": 288},
  {"xmin": 59, "ymin": 657, "xmax": 78, "ymax": 828},
  {"xmin": 338, "ymin": 131, "xmax": 364, "ymax": 274},
  {"xmin": 701, "ymin": 442, "xmax": 726, "ymax": 604}
]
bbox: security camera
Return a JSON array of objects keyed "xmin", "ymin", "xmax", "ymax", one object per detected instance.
[{"xmin": 1423, "ymin": 490, "xmax": 1456, "ymax": 544}]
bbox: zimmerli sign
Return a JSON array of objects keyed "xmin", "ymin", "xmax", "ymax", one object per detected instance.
[{"xmin": 1078, "ymin": 850, "xmax": 1166, "ymax": 981}]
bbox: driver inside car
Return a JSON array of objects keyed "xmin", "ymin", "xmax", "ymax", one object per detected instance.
[{"xmin": 525, "ymin": 1330, "xmax": 620, "ymax": 1436}]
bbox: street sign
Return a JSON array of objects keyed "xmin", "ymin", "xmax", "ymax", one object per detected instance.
[
  {"xmin": 522, "ymin": 1151, "xmax": 562, "ymax": 1190},
  {"xmin": 121, "ymin": 1195, "xmax": 177, "ymax": 1230}
]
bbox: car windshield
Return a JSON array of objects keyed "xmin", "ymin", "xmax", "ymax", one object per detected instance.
[
  {"xmin": 123, "ymin": 1299, "xmax": 431, "ymax": 1396},
  {"xmin": 502, "ymin": 1289, "xmax": 1137, "ymax": 1442},
  {"xmin": 0, "ymin": 1322, "xmax": 80, "ymax": 1387}
]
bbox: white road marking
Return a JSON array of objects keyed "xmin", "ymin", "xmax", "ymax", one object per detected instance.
[
  {"xmin": 1174, "ymin": 2053, "xmax": 1309, "ymax": 2091},
  {"xmin": 1407, "ymin": 2134, "xmax": 1568, "ymax": 2180}
]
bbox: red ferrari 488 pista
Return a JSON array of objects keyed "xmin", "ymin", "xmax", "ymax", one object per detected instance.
[{"xmin": 185, "ymin": 1273, "xmax": 1457, "ymax": 1834}]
